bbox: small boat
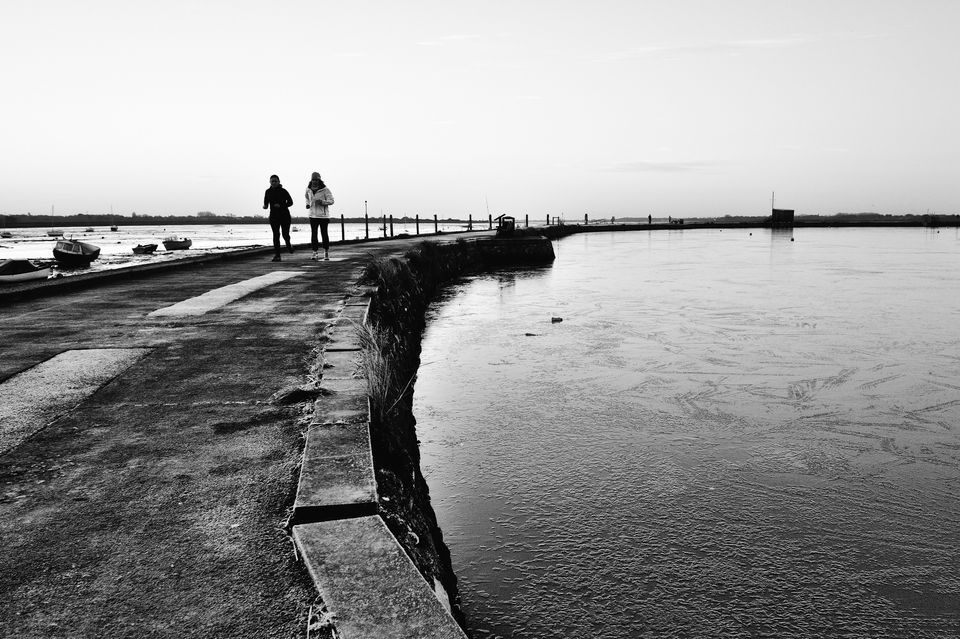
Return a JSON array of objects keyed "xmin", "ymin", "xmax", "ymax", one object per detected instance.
[
  {"xmin": 0, "ymin": 231, "xmax": 13, "ymax": 238},
  {"xmin": 162, "ymin": 236, "xmax": 192, "ymax": 250},
  {"xmin": 47, "ymin": 229, "xmax": 64, "ymax": 237},
  {"xmin": 133, "ymin": 243, "xmax": 158, "ymax": 255},
  {"xmin": 53, "ymin": 238, "xmax": 101, "ymax": 266},
  {"xmin": 0, "ymin": 259, "xmax": 51, "ymax": 283},
  {"xmin": 110, "ymin": 225, "xmax": 118, "ymax": 231},
  {"xmin": 84, "ymin": 227, "xmax": 95, "ymax": 232}
]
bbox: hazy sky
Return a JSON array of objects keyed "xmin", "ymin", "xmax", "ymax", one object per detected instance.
[{"xmin": 3, "ymin": 1, "xmax": 958, "ymax": 219}]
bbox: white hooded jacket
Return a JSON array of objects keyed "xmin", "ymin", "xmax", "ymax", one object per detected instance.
[{"xmin": 306, "ymin": 186, "xmax": 334, "ymax": 219}]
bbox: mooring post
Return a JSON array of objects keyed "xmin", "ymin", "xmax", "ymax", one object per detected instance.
[
  {"xmin": 389, "ymin": 215, "xmax": 394, "ymax": 237},
  {"xmin": 546, "ymin": 214, "xmax": 550, "ymax": 226},
  {"xmin": 468, "ymin": 214, "xmax": 472, "ymax": 230},
  {"xmin": 584, "ymin": 213, "xmax": 588, "ymax": 225},
  {"xmin": 488, "ymin": 214, "xmax": 492, "ymax": 230},
  {"xmin": 340, "ymin": 214, "xmax": 345, "ymax": 241},
  {"xmin": 382, "ymin": 215, "xmax": 387, "ymax": 238},
  {"xmin": 364, "ymin": 201, "xmax": 369, "ymax": 239},
  {"xmin": 415, "ymin": 214, "xmax": 419, "ymax": 235},
  {"xmin": 434, "ymin": 214, "xmax": 438, "ymax": 233},
  {"xmin": 525, "ymin": 214, "xmax": 529, "ymax": 228}
]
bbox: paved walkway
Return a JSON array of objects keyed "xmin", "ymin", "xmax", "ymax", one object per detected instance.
[{"xmin": 0, "ymin": 235, "xmax": 482, "ymax": 638}]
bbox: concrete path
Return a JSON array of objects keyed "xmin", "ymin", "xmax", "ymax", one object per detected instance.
[{"xmin": 0, "ymin": 236, "xmax": 482, "ymax": 639}]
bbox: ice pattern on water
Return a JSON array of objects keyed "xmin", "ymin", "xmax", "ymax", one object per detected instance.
[{"xmin": 416, "ymin": 228, "xmax": 960, "ymax": 638}]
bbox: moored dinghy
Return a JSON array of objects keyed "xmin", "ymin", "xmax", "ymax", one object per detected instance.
[
  {"xmin": 133, "ymin": 243, "xmax": 158, "ymax": 255},
  {"xmin": 53, "ymin": 238, "xmax": 101, "ymax": 266},
  {"xmin": 162, "ymin": 235, "xmax": 192, "ymax": 250},
  {"xmin": 0, "ymin": 259, "xmax": 52, "ymax": 283}
]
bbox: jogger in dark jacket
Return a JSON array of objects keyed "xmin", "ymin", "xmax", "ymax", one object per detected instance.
[{"xmin": 263, "ymin": 174, "xmax": 294, "ymax": 261}]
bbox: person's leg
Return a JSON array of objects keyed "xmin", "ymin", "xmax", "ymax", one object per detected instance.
[
  {"xmin": 320, "ymin": 219, "xmax": 330, "ymax": 258},
  {"xmin": 269, "ymin": 218, "xmax": 282, "ymax": 261},
  {"xmin": 310, "ymin": 218, "xmax": 320, "ymax": 253},
  {"xmin": 282, "ymin": 216, "xmax": 292, "ymax": 253}
]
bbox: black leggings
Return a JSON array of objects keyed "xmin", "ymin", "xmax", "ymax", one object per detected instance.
[
  {"xmin": 270, "ymin": 215, "xmax": 291, "ymax": 255},
  {"xmin": 310, "ymin": 218, "xmax": 330, "ymax": 251}
]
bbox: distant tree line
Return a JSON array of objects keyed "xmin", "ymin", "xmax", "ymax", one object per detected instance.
[{"xmin": 2, "ymin": 211, "xmax": 956, "ymax": 229}]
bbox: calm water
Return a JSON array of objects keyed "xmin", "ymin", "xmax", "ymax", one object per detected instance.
[
  {"xmin": 415, "ymin": 227, "xmax": 960, "ymax": 638},
  {"xmin": 0, "ymin": 221, "xmax": 471, "ymax": 275}
]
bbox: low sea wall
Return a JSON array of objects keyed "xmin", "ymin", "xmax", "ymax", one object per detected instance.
[{"xmin": 288, "ymin": 234, "xmax": 554, "ymax": 637}]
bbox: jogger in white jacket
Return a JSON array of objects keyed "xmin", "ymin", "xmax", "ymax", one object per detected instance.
[{"xmin": 305, "ymin": 171, "xmax": 335, "ymax": 260}]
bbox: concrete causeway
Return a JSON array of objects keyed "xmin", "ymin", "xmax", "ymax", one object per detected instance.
[{"xmin": 0, "ymin": 234, "xmax": 482, "ymax": 638}]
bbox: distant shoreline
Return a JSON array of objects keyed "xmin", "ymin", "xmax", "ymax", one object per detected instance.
[{"xmin": 2, "ymin": 212, "xmax": 958, "ymax": 230}]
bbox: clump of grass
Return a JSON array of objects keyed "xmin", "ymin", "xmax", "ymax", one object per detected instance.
[
  {"xmin": 355, "ymin": 320, "xmax": 403, "ymax": 425},
  {"xmin": 356, "ymin": 243, "xmax": 484, "ymax": 423}
]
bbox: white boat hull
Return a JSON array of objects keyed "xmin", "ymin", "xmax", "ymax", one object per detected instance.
[{"xmin": 0, "ymin": 267, "xmax": 51, "ymax": 283}]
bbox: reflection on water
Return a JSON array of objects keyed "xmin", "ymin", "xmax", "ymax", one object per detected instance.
[{"xmin": 415, "ymin": 227, "xmax": 960, "ymax": 638}]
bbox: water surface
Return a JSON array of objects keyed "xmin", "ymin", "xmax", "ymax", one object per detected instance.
[{"xmin": 415, "ymin": 227, "xmax": 960, "ymax": 638}]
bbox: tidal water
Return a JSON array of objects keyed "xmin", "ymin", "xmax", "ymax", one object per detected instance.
[
  {"xmin": 0, "ymin": 221, "xmax": 470, "ymax": 275},
  {"xmin": 414, "ymin": 227, "xmax": 960, "ymax": 638}
]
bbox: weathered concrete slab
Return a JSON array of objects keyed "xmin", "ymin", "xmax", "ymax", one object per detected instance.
[
  {"xmin": 321, "ymin": 349, "xmax": 362, "ymax": 380},
  {"xmin": 293, "ymin": 517, "xmax": 468, "ymax": 639},
  {"xmin": 147, "ymin": 271, "xmax": 302, "ymax": 317},
  {"xmin": 293, "ymin": 419, "xmax": 377, "ymax": 523},
  {"xmin": 0, "ymin": 348, "xmax": 151, "ymax": 454},
  {"xmin": 338, "ymin": 302, "xmax": 369, "ymax": 325},
  {"xmin": 320, "ymin": 378, "xmax": 367, "ymax": 394},
  {"xmin": 323, "ymin": 323, "xmax": 363, "ymax": 351},
  {"xmin": 312, "ymin": 381, "xmax": 369, "ymax": 424}
]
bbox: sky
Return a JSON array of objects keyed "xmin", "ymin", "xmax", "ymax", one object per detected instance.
[{"xmin": 2, "ymin": 0, "xmax": 958, "ymax": 219}]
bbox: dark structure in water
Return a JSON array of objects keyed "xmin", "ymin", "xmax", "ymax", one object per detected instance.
[{"xmin": 771, "ymin": 208, "xmax": 795, "ymax": 227}]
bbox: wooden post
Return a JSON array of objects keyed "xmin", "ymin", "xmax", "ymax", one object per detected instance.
[
  {"xmin": 584, "ymin": 213, "xmax": 588, "ymax": 225},
  {"xmin": 415, "ymin": 214, "xmax": 419, "ymax": 235},
  {"xmin": 364, "ymin": 201, "xmax": 369, "ymax": 239},
  {"xmin": 340, "ymin": 214, "xmax": 345, "ymax": 241},
  {"xmin": 382, "ymin": 215, "xmax": 387, "ymax": 238},
  {"xmin": 525, "ymin": 214, "xmax": 528, "ymax": 228},
  {"xmin": 488, "ymin": 214, "xmax": 492, "ymax": 230},
  {"xmin": 389, "ymin": 214, "xmax": 394, "ymax": 237},
  {"xmin": 434, "ymin": 214, "xmax": 438, "ymax": 233},
  {"xmin": 468, "ymin": 214, "xmax": 472, "ymax": 230}
]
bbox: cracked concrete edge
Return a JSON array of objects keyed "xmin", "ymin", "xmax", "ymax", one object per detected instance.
[
  {"xmin": 292, "ymin": 516, "xmax": 468, "ymax": 639},
  {"xmin": 322, "ymin": 323, "xmax": 364, "ymax": 351},
  {"xmin": 320, "ymin": 349, "xmax": 362, "ymax": 381},
  {"xmin": 292, "ymin": 278, "xmax": 468, "ymax": 638},
  {"xmin": 292, "ymin": 414, "xmax": 378, "ymax": 519}
]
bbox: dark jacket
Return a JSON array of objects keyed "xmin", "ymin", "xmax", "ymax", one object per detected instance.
[{"xmin": 263, "ymin": 185, "xmax": 294, "ymax": 218}]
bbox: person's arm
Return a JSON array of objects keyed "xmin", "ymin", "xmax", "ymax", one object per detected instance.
[
  {"xmin": 321, "ymin": 188, "xmax": 334, "ymax": 206},
  {"xmin": 283, "ymin": 189, "xmax": 293, "ymax": 208},
  {"xmin": 305, "ymin": 188, "xmax": 312, "ymax": 209},
  {"xmin": 263, "ymin": 189, "xmax": 269, "ymax": 210}
]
